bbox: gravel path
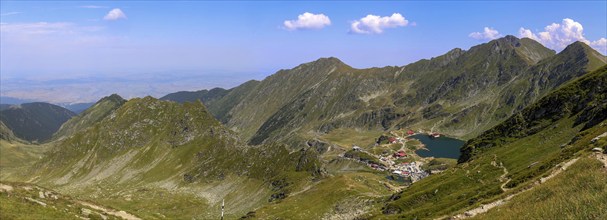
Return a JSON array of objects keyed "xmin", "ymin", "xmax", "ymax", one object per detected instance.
[{"xmin": 447, "ymin": 157, "xmax": 580, "ymax": 219}]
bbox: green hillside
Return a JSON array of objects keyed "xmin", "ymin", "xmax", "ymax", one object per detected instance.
[
  {"xmin": 0, "ymin": 39, "xmax": 605, "ymax": 220},
  {"xmin": 52, "ymin": 94, "xmax": 126, "ymax": 140},
  {"xmin": 1, "ymin": 181, "xmax": 129, "ymax": 220},
  {"xmin": 0, "ymin": 140, "xmax": 51, "ymax": 181},
  {"xmin": 460, "ymin": 64, "xmax": 607, "ymax": 163},
  {"xmin": 0, "ymin": 121, "xmax": 23, "ymax": 143},
  {"xmin": 160, "ymin": 87, "xmax": 229, "ymax": 105},
  {"xmin": 160, "ymin": 82, "xmax": 263, "ymax": 123},
  {"xmin": 375, "ymin": 65, "xmax": 607, "ymax": 219},
  {"xmin": 472, "ymin": 156, "xmax": 606, "ymax": 219},
  {"xmin": 206, "ymin": 80, "xmax": 261, "ymax": 123},
  {"xmin": 26, "ymin": 97, "xmax": 323, "ymax": 219},
  {"xmin": 202, "ymin": 36, "xmax": 605, "ymax": 149},
  {"xmin": 0, "ymin": 102, "xmax": 76, "ymax": 142}
]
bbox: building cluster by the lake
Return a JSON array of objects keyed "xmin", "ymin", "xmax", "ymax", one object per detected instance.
[
  {"xmin": 349, "ymin": 149, "xmax": 430, "ymax": 182},
  {"xmin": 341, "ymin": 128, "xmax": 463, "ymax": 184},
  {"xmin": 391, "ymin": 161, "xmax": 429, "ymax": 182},
  {"xmin": 346, "ymin": 129, "xmax": 434, "ymax": 183}
]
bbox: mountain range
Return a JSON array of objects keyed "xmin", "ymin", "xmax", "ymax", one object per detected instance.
[
  {"xmin": 22, "ymin": 95, "xmax": 322, "ymax": 219},
  {"xmin": 163, "ymin": 36, "xmax": 605, "ymax": 148},
  {"xmin": 0, "ymin": 102, "xmax": 76, "ymax": 142},
  {"xmin": 2, "ymin": 36, "xmax": 606, "ymax": 219}
]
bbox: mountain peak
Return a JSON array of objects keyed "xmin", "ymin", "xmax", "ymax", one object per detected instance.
[
  {"xmin": 98, "ymin": 94, "xmax": 125, "ymax": 104},
  {"xmin": 52, "ymin": 93, "xmax": 127, "ymax": 140},
  {"xmin": 469, "ymin": 35, "xmax": 522, "ymax": 54},
  {"xmin": 483, "ymin": 35, "xmax": 556, "ymax": 64},
  {"xmin": 559, "ymin": 41, "xmax": 607, "ymax": 70},
  {"xmin": 321, "ymin": 56, "xmax": 343, "ymax": 63},
  {"xmin": 493, "ymin": 35, "xmax": 522, "ymax": 47},
  {"xmin": 465, "ymin": 35, "xmax": 554, "ymax": 65},
  {"xmin": 306, "ymin": 57, "xmax": 349, "ymax": 68},
  {"xmin": 445, "ymin": 47, "xmax": 466, "ymax": 58},
  {"xmin": 426, "ymin": 48, "xmax": 465, "ymax": 67},
  {"xmin": 501, "ymin": 35, "xmax": 520, "ymax": 42},
  {"xmin": 563, "ymin": 41, "xmax": 594, "ymax": 52}
]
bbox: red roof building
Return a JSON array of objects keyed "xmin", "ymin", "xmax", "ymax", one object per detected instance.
[
  {"xmin": 407, "ymin": 130, "xmax": 415, "ymax": 135},
  {"xmin": 388, "ymin": 137, "xmax": 397, "ymax": 143},
  {"xmin": 394, "ymin": 151, "xmax": 407, "ymax": 157}
]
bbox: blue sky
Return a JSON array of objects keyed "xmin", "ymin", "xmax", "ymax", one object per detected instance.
[{"xmin": 1, "ymin": 1, "xmax": 606, "ymax": 103}]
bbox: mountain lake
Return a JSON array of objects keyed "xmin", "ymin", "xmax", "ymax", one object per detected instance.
[{"xmin": 412, "ymin": 134, "xmax": 465, "ymax": 159}]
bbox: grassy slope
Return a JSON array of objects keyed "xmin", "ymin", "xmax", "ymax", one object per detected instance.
[
  {"xmin": 14, "ymin": 97, "xmax": 322, "ymax": 219},
  {"xmin": 253, "ymin": 172, "xmax": 393, "ymax": 219},
  {"xmin": 2, "ymin": 96, "xmax": 399, "ymax": 219},
  {"xmin": 0, "ymin": 121, "xmax": 24, "ymax": 143},
  {"xmin": 375, "ymin": 65, "xmax": 607, "ymax": 219},
  {"xmin": 52, "ymin": 94, "xmax": 126, "ymax": 140},
  {"xmin": 0, "ymin": 102, "xmax": 76, "ymax": 142},
  {"xmin": 226, "ymin": 57, "xmax": 397, "ymax": 142},
  {"xmin": 319, "ymin": 128, "xmax": 383, "ymax": 149},
  {"xmin": 418, "ymin": 40, "xmax": 605, "ymax": 140},
  {"xmin": 0, "ymin": 182, "xmax": 121, "ymax": 220},
  {"xmin": 377, "ymin": 118, "xmax": 606, "ymax": 219},
  {"xmin": 1, "ymin": 41, "xmax": 605, "ymax": 220},
  {"xmin": 473, "ymin": 156, "xmax": 607, "ymax": 219},
  {"xmin": 159, "ymin": 87, "xmax": 229, "ymax": 104},
  {"xmin": 460, "ymin": 65, "xmax": 607, "ymax": 163},
  {"xmin": 0, "ymin": 140, "xmax": 50, "ymax": 180},
  {"xmin": 213, "ymin": 37, "xmax": 605, "ymax": 151},
  {"xmin": 206, "ymin": 80, "xmax": 260, "ymax": 123}
]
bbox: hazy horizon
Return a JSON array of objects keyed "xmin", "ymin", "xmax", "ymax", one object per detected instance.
[{"xmin": 1, "ymin": 1, "xmax": 606, "ymax": 103}]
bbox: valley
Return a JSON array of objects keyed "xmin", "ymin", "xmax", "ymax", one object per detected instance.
[{"xmin": 1, "ymin": 36, "xmax": 607, "ymax": 219}]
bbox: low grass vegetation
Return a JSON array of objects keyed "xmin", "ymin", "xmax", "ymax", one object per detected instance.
[
  {"xmin": 320, "ymin": 128, "xmax": 383, "ymax": 149},
  {"xmin": 0, "ymin": 182, "xmax": 118, "ymax": 220},
  {"xmin": 374, "ymin": 116, "xmax": 607, "ymax": 219},
  {"xmin": 253, "ymin": 172, "xmax": 393, "ymax": 219},
  {"xmin": 0, "ymin": 140, "xmax": 50, "ymax": 180},
  {"xmin": 473, "ymin": 157, "xmax": 607, "ymax": 219}
]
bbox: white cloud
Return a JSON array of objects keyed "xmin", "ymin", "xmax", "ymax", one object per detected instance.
[
  {"xmin": 518, "ymin": 27, "xmax": 536, "ymax": 40},
  {"xmin": 350, "ymin": 13, "xmax": 409, "ymax": 34},
  {"xmin": 103, "ymin": 8, "xmax": 127, "ymax": 21},
  {"xmin": 283, "ymin": 12, "xmax": 331, "ymax": 30},
  {"xmin": 590, "ymin": 38, "xmax": 607, "ymax": 54},
  {"xmin": 469, "ymin": 27, "xmax": 501, "ymax": 40},
  {"xmin": 518, "ymin": 18, "xmax": 605, "ymax": 53}
]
